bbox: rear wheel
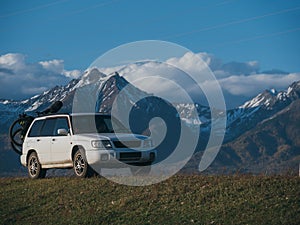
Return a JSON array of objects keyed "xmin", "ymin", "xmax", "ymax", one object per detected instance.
[
  {"xmin": 27, "ymin": 152, "xmax": 46, "ymax": 179},
  {"xmin": 73, "ymin": 149, "xmax": 96, "ymax": 178}
]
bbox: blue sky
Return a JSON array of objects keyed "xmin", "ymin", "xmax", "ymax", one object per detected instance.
[
  {"xmin": 1, "ymin": 0, "xmax": 300, "ymax": 71},
  {"xmin": 0, "ymin": 0, "xmax": 300, "ymax": 102}
]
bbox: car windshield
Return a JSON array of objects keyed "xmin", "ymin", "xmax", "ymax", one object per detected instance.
[{"xmin": 71, "ymin": 115, "xmax": 130, "ymax": 134}]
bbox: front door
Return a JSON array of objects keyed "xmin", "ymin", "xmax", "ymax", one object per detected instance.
[{"xmin": 50, "ymin": 117, "xmax": 73, "ymax": 164}]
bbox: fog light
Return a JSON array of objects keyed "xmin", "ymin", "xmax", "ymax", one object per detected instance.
[{"xmin": 101, "ymin": 154, "xmax": 109, "ymax": 161}]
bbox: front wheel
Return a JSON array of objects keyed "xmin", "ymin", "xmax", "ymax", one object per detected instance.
[
  {"xmin": 73, "ymin": 149, "xmax": 96, "ymax": 178},
  {"xmin": 27, "ymin": 152, "xmax": 46, "ymax": 179}
]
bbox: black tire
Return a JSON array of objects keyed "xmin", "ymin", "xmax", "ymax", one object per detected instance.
[
  {"xmin": 130, "ymin": 164, "xmax": 151, "ymax": 176},
  {"xmin": 9, "ymin": 116, "xmax": 34, "ymax": 155},
  {"xmin": 27, "ymin": 152, "xmax": 46, "ymax": 179},
  {"xmin": 10, "ymin": 128, "xmax": 23, "ymax": 155},
  {"xmin": 73, "ymin": 149, "xmax": 96, "ymax": 178},
  {"xmin": 11, "ymin": 128, "xmax": 23, "ymax": 146}
]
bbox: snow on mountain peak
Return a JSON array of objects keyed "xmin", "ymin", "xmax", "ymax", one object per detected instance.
[
  {"xmin": 270, "ymin": 88, "xmax": 277, "ymax": 95},
  {"xmin": 238, "ymin": 81, "xmax": 300, "ymax": 110},
  {"xmin": 287, "ymin": 80, "xmax": 300, "ymax": 97},
  {"xmin": 75, "ymin": 68, "xmax": 107, "ymax": 88},
  {"xmin": 240, "ymin": 92, "xmax": 267, "ymax": 109},
  {"xmin": 0, "ymin": 100, "xmax": 10, "ymax": 104},
  {"xmin": 287, "ymin": 86, "xmax": 293, "ymax": 95}
]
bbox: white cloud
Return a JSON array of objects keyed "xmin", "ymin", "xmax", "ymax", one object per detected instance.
[
  {"xmin": 166, "ymin": 52, "xmax": 209, "ymax": 75},
  {"xmin": 0, "ymin": 53, "xmax": 25, "ymax": 67},
  {"xmin": 39, "ymin": 59, "xmax": 64, "ymax": 73},
  {"xmin": 163, "ymin": 52, "xmax": 299, "ymax": 103},
  {"xmin": 219, "ymin": 73, "xmax": 300, "ymax": 96},
  {"xmin": 98, "ymin": 51, "xmax": 300, "ymax": 108},
  {"xmin": 39, "ymin": 59, "xmax": 81, "ymax": 79},
  {"xmin": 100, "ymin": 60, "xmax": 200, "ymax": 103},
  {"xmin": 1, "ymin": 51, "xmax": 299, "ymax": 109},
  {"xmin": 0, "ymin": 53, "xmax": 81, "ymax": 100},
  {"xmin": 63, "ymin": 70, "xmax": 81, "ymax": 78}
]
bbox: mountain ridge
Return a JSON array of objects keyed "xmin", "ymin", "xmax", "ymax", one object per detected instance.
[
  {"xmin": 211, "ymin": 98, "xmax": 300, "ymax": 174},
  {"xmin": 0, "ymin": 68, "xmax": 299, "ymax": 175}
]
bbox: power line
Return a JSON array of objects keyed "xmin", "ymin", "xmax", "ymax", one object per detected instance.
[
  {"xmin": 56, "ymin": 0, "xmax": 120, "ymax": 18},
  {"xmin": 0, "ymin": 0, "xmax": 70, "ymax": 19},
  {"xmin": 131, "ymin": 0, "xmax": 237, "ymax": 27},
  {"xmin": 161, "ymin": 5, "xmax": 300, "ymax": 39},
  {"xmin": 214, "ymin": 27, "xmax": 300, "ymax": 47}
]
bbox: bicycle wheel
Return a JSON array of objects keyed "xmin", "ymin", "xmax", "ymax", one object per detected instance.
[
  {"xmin": 9, "ymin": 118, "xmax": 23, "ymax": 146},
  {"xmin": 11, "ymin": 128, "xmax": 23, "ymax": 146}
]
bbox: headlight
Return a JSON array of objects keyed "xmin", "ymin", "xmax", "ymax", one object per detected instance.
[
  {"xmin": 143, "ymin": 139, "xmax": 153, "ymax": 148},
  {"xmin": 91, "ymin": 140, "xmax": 112, "ymax": 149}
]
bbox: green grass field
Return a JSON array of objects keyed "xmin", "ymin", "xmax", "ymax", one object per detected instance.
[{"xmin": 0, "ymin": 175, "xmax": 299, "ymax": 225}]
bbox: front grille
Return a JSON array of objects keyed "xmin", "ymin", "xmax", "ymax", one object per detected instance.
[
  {"xmin": 119, "ymin": 152, "xmax": 141, "ymax": 161},
  {"xmin": 113, "ymin": 140, "xmax": 141, "ymax": 148}
]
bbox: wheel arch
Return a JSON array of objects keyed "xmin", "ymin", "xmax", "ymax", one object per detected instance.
[
  {"xmin": 71, "ymin": 145, "xmax": 85, "ymax": 160},
  {"xmin": 26, "ymin": 149, "xmax": 37, "ymax": 166}
]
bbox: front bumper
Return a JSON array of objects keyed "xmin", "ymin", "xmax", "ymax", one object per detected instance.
[{"xmin": 85, "ymin": 149, "xmax": 156, "ymax": 168}]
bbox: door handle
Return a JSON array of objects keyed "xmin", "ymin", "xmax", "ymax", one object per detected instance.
[
  {"xmin": 37, "ymin": 139, "xmax": 40, "ymax": 142},
  {"xmin": 52, "ymin": 138, "xmax": 56, "ymax": 141}
]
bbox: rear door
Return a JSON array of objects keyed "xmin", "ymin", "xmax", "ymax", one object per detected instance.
[
  {"xmin": 37, "ymin": 118, "xmax": 56, "ymax": 164},
  {"xmin": 50, "ymin": 116, "xmax": 73, "ymax": 164},
  {"xmin": 25, "ymin": 119, "xmax": 45, "ymax": 159}
]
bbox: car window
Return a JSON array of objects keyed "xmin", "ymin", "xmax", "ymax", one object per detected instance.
[
  {"xmin": 28, "ymin": 120, "xmax": 44, "ymax": 137},
  {"xmin": 71, "ymin": 115, "xmax": 130, "ymax": 134},
  {"xmin": 53, "ymin": 117, "xmax": 70, "ymax": 136},
  {"xmin": 40, "ymin": 118, "xmax": 57, "ymax": 136},
  {"xmin": 71, "ymin": 115, "xmax": 98, "ymax": 134}
]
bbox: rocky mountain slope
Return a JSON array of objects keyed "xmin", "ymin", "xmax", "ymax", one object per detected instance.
[
  {"xmin": 210, "ymin": 98, "xmax": 300, "ymax": 174},
  {"xmin": 0, "ymin": 67, "xmax": 299, "ymax": 175},
  {"xmin": 224, "ymin": 81, "xmax": 300, "ymax": 141}
]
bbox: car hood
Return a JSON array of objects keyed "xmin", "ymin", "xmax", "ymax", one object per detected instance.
[{"xmin": 73, "ymin": 133, "xmax": 149, "ymax": 141}]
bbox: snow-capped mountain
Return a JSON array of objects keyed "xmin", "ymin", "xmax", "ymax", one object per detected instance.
[
  {"xmin": 184, "ymin": 82, "xmax": 300, "ymax": 174},
  {"xmin": 0, "ymin": 67, "xmax": 181, "ymax": 135},
  {"xmin": 209, "ymin": 98, "xmax": 300, "ymax": 174},
  {"xmin": 1, "ymin": 66, "xmax": 299, "ymax": 141},
  {"xmin": 171, "ymin": 80, "xmax": 300, "ymax": 143},
  {"xmin": 0, "ymin": 78, "xmax": 80, "ymax": 132},
  {"xmin": 0, "ymin": 66, "xmax": 299, "ymax": 175},
  {"xmin": 0, "ymin": 68, "xmax": 120, "ymax": 131},
  {"xmin": 224, "ymin": 80, "xmax": 300, "ymax": 141},
  {"xmin": 95, "ymin": 71, "xmax": 149, "ymax": 113}
]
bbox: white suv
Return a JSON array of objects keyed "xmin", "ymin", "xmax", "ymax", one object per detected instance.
[{"xmin": 21, "ymin": 113, "xmax": 156, "ymax": 178}]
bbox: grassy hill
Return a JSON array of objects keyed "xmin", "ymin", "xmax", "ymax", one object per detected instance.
[{"xmin": 1, "ymin": 175, "xmax": 299, "ymax": 225}]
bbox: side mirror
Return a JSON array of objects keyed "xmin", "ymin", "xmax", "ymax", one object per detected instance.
[{"xmin": 57, "ymin": 128, "xmax": 68, "ymax": 136}]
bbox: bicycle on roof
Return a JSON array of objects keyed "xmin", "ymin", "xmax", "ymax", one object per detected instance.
[{"xmin": 9, "ymin": 101, "xmax": 63, "ymax": 155}]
